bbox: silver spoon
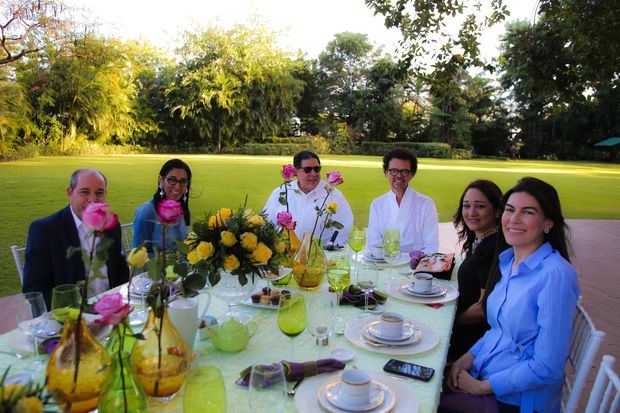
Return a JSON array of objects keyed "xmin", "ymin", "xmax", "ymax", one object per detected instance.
[{"xmin": 0, "ymin": 350, "xmax": 25, "ymax": 359}]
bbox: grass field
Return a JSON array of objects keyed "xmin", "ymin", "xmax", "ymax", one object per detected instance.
[{"xmin": 1, "ymin": 154, "xmax": 619, "ymax": 297}]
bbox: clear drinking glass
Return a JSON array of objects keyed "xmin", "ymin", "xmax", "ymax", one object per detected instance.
[
  {"xmin": 16, "ymin": 292, "xmax": 48, "ymax": 370},
  {"xmin": 348, "ymin": 227, "xmax": 366, "ymax": 285},
  {"xmin": 307, "ymin": 294, "xmax": 335, "ymax": 357},
  {"xmin": 357, "ymin": 263, "xmax": 379, "ymax": 317},
  {"xmin": 327, "ymin": 252, "xmax": 350, "ymax": 334},
  {"xmin": 382, "ymin": 228, "xmax": 401, "ymax": 288},
  {"xmin": 51, "ymin": 284, "xmax": 81, "ymax": 323},
  {"xmin": 248, "ymin": 363, "xmax": 287, "ymax": 413}
]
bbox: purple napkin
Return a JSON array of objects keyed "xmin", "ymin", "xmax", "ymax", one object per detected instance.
[
  {"xmin": 236, "ymin": 358, "xmax": 345, "ymax": 387},
  {"xmin": 409, "ymin": 250, "xmax": 425, "ymax": 269}
]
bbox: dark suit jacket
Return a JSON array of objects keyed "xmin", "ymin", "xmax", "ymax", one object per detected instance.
[{"xmin": 22, "ymin": 205, "xmax": 129, "ymax": 308}]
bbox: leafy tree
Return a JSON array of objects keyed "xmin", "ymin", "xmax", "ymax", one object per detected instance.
[{"xmin": 0, "ymin": 67, "xmax": 32, "ymax": 154}]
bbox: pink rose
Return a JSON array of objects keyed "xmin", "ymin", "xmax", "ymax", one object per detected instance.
[
  {"xmin": 157, "ymin": 199, "xmax": 183, "ymax": 226},
  {"xmin": 276, "ymin": 211, "xmax": 296, "ymax": 230},
  {"xmin": 93, "ymin": 293, "xmax": 132, "ymax": 325},
  {"xmin": 82, "ymin": 203, "xmax": 118, "ymax": 232},
  {"xmin": 326, "ymin": 171, "xmax": 343, "ymax": 186},
  {"xmin": 282, "ymin": 164, "xmax": 296, "ymax": 181}
]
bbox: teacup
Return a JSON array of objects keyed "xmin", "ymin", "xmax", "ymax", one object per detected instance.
[
  {"xmin": 379, "ymin": 311, "xmax": 404, "ymax": 340},
  {"xmin": 412, "ymin": 272, "xmax": 434, "ymax": 293},
  {"xmin": 371, "ymin": 245, "xmax": 383, "ymax": 259},
  {"xmin": 338, "ymin": 369, "xmax": 371, "ymax": 406}
]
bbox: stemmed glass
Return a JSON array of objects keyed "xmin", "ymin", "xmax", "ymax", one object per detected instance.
[
  {"xmin": 51, "ymin": 284, "xmax": 81, "ymax": 323},
  {"xmin": 16, "ymin": 292, "xmax": 48, "ymax": 370},
  {"xmin": 248, "ymin": 363, "xmax": 287, "ymax": 413},
  {"xmin": 327, "ymin": 252, "xmax": 350, "ymax": 334},
  {"xmin": 357, "ymin": 263, "xmax": 379, "ymax": 317},
  {"xmin": 382, "ymin": 228, "xmax": 401, "ymax": 288},
  {"xmin": 348, "ymin": 227, "xmax": 366, "ymax": 285},
  {"xmin": 277, "ymin": 294, "xmax": 307, "ymax": 361},
  {"xmin": 307, "ymin": 294, "xmax": 335, "ymax": 357}
]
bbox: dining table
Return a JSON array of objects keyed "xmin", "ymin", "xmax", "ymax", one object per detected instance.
[{"xmin": 0, "ymin": 251, "xmax": 459, "ymax": 412}]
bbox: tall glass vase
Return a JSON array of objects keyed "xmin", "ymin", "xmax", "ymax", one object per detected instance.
[
  {"xmin": 98, "ymin": 351, "xmax": 148, "ymax": 413},
  {"xmin": 292, "ymin": 233, "xmax": 327, "ymax": 290},
  {"xmin": 46, "ymin": 318, "xmax": 112, "ymax": 413},
  {"xmin": 211, "ymin": 270, "xmax": 256, "ymax": 323},
  {"xmin": 130, "ymin": 308, "xmax": 191, "ymax": 399}
]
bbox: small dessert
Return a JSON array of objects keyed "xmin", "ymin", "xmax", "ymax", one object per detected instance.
[
  {"xmin": 270, "ymin": 294, "xmax": 280, "ymax": 306},
  {"xmin": 251, "ymin": 293, "xmax": 261, "ymax": 304},
  {"xmin": 261, "ymin": 287, "xmax": 272, "ymax": 296},
  {"xmin": 269, "ymin": 289, "xmax": 279, "ymax": 297},
  {"xmin": 260, "ymin": 295, "xmax": 271, "ymax": 305}
]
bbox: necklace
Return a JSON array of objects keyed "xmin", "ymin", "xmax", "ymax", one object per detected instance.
[{"xmin": 471, "ymin": 225, "xmax": 499, "ymax": 253}]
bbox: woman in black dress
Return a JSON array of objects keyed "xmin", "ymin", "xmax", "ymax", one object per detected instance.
[{"xmin": 448, "ymin": 179, "xmax": 503, "ymax": 361}]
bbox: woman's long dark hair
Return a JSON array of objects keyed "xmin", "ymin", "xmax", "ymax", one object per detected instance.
[
  {"xmin": 483, "ymin": 176, "xmax": 571, "ymax": 304},
  {"xmin": 453, "ymin": 179, "xmax": 503, "ymax": 254},
  {"xmin": 153, "ymin": 158, "xmax": 192, "ymax": 226}
]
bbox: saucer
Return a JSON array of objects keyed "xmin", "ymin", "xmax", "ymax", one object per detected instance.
[
  {"xmin": 318, "ymin": 378, "xmax": 395, "ymax": 413},
  {"xmin": 330, "ymin": 348, "xmax": 355, "ymax": 362},
  {"xmin": 362, "ymin": 325, "xmax": 423, "ymax": 346},
  {"xmin": 404, "ymin": 283, "xmax": 446, "ymax": 298},
  {"xmin": 366, "ymin": 320, "xmax": 414, "ymax": 341}
]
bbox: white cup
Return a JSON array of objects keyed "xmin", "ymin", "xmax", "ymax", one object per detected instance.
[
  {"xmin": 413, "ymin": 272, "xmax": 433, "ymax": 293},
  {"xmin": 379, "ymin": 311, "xmax": 404, "ymax": 340},
  {"xmin": 338, "ymin": 369, "xmax": 371, "ymax": 406},
  {"xmin": 371, "ymin": 244, "xmax": 383, "ymax": 259}
]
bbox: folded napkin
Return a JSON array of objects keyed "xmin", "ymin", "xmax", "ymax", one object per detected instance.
[
  {"xmin": 236, "ymin": 359, "xmax": 345, "ymax": 387},
  {"xmin": 339, "ymin": 285, "xmax": 388, "ymax": 310},
  {"xmin": 409, "ymin": 250, "xmax": 425, "ymax": 269},
  {"xmin": 184, "ymin": 365, "xmax": 226, "ymax": 413}
]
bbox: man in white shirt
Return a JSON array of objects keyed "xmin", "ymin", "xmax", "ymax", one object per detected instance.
[
  {"xmin": 367, "ymin": 147, "xmax": 439, "ymax": 254},
  {"xmin": 264, "ymin": 151, "xmax": 354, "ymax": 246},
  {"xmin": 23, "ymin": 168, "xmax": 129, "ymax": 307}
]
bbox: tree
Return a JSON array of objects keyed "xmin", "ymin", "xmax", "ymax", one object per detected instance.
[
  {"xmin": 1, "ymin": 0, "xmax": 73, "ymax": 66},
  {"xmin": 0, "ymin": 67, "xmax": 32, "ymax": 154}
]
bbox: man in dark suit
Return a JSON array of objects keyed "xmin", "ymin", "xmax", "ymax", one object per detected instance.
[{"xmin": 22, "ymin": 168, "xmax": 129, "ymax": 307}]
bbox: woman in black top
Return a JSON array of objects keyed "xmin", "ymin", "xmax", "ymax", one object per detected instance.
[{"xmin": 448, "ymin": 179, "xmax": 503, "ymax": 361}]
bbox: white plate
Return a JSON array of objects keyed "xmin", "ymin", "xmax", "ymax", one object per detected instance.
[
  {"xmin": 354, "ymin": 252, "xmax": 410, "ymax": 267},
  {"xmin": 330, "ymin": 348, "xmax": 355, "ymax": 362},
  {"xmin": 239, "ymin": 287, "xmax": 288, "ymax": 310},
  {"xmin": 295, "ymin": 372, "xmax": 418, "ymax": 413},
  {"xmin": 362, "ymin": 324, "xmax": 423, "ymax": 347},
  {"xmin": 404, "ymin": 283, "xmax": 447, "ymax": 298},
  {"xmin": 366, "ymin": 320, "xmax": 415, "ymax": 341},
  {"xmin": 322, "ymin": 379, "xmax": 392, "ymax": 412},
  {"xmin": 345, "ymin": 315, "xmax": 438, "ymax": 355},
  {"xmin": 387, "ymin": 279, "xmax": 459, "ymax": 305}
]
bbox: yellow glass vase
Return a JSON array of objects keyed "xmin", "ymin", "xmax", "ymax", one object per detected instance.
[
  {"xmin": 130, "ymin": 307, "xmax": 191, "ymax": 399},
  {"xmin": 292, "ymin": 232, "xmax": 327, "ymax": 290},
  {"xmin": 46, "ymin": 318, "xmax": 112, "ymax": 413}
]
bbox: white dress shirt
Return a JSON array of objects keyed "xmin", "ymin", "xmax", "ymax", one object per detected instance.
[
  {"xmin": 263, "ymin": 180, "xmax": 354, "ymax": 245},
  {"xmin": 367, "ymin": 186, "xmax": 439, "ymax": 254},
  {"xmin": 71, "ymin": 209, "xmax": 109, "ymax": 297}
]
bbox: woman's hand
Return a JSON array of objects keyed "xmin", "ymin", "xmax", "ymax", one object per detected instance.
[
  {"xmin": 456, "ymin": 371, "xmax": 492, "ymax": 395},
  {"xmin": 448, "ymin": 352, "xmax": 475, "ymax": 392}
]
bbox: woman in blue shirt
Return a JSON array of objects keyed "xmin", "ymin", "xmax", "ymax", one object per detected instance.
[
  {"xmin": 133, "ymin": 159, "xmax": 192, "ymax": 253},
  {"xmin": 440, "ymin": 177, "xmax": 579, "ymax": 413}
]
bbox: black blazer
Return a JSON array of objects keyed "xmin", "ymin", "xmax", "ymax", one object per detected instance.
[{"xmin": 22, "ymin": 205, "xmax": 129, "ymax": 308}]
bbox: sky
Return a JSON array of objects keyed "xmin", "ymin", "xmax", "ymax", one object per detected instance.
[{"xmin": 67, "ymin": 0, "xmax": 538, "ymax": 61}]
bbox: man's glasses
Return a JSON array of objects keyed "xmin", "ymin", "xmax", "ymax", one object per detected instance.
[
  {"xmin": 387, "ymin": 168, "xmax": 412, "ymax": 177},
  {"xmin": 164, "ymin": 176, "xmax": 190, "ymax": 187},
  {"xmin": 298, "ymin": 166, "xmax": 322, "ymax": 173}
]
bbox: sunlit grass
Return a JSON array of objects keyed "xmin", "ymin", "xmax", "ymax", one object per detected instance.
[{"xmin": 1, "ymin": 154, "xmax": 619, "ymax": 297}]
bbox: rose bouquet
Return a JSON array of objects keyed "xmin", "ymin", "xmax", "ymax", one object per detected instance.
[
  {"xmin": 183, "ymin": 207, "xmax": 286, "ymax": 287},
  {"xmin": 0, "ymin": 367, "xmax": 51, "ymax": 413}
]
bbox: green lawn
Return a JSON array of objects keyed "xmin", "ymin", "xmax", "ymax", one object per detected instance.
[{"xmin": 1, "ymin": 154, "xmax": 619, "ymax": 297}]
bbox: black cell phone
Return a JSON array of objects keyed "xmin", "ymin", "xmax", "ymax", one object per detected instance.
[{"xmin": 383, "ymin": 359, "xmax": 435, "ymax": 382}]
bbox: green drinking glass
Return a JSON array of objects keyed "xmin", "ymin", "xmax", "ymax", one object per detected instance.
[
  {"xmin": 51, "ymin": 284, "xmax": 81, "ymax": 323},
  {"xmin": 348, "ymin": 227, "xmax": 366, "ymax": 285},
  {"xmin": 277, "ymin": 294, "xmax": 307, "ymax": 360}
]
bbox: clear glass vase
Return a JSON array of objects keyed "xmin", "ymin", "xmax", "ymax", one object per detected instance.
[
  {"xmin": 292, "ymin": 233, "xmax": 327, "ymax": 290},
  {"xmin": 98, "ymin": 351, "xmax": 148, "ymax": 413},
  {"xmin": 46, "ymin": 318, "xmax": 112, "ymax": 413},
  {"xmin": 130, "ymin": 307, "xmax": 191, "ymax": 399},
  {"xmin": 211, "ymin": 270, "xmax": 256, "ymax": 323}
]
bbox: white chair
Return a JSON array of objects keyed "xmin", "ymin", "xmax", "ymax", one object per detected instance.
[
  {"xmin": 564, "ymin": 299, "xmax": 606, "ymax": 412},
  {"xmin": 585, "ymin": 355, "xmax": 620, "ymax": 413},
  {"xmin": 120, "ymin": 222, "xmax": 133, "ymax": 255},
  {"xmin": 10, "ymin": 245, "xmax": 26, "ymax": 285}
]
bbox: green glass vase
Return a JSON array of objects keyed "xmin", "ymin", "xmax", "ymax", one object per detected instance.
[
  {"xmin": 292, "ymin": 233, "xmax": 327, "ymax": 290},
  {"xmin": 98, "ymin": 351, "xmax": 148, "ymax": 413}
]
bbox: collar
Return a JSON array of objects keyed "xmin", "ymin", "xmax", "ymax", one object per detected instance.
[
  {"xmin": 69, "ymin": 205, "xmax": 84, "ymax": 230},
  {"xmin": 388, "ymin": 185, "xmax": 413, "ymax": 200},
  {"xmin": 293, "ymin": 179, "xmax": 327, "ymax": 197},
  {"xmin": 499, "ymin": 241, "xmax": 554, "ymax": 272}
]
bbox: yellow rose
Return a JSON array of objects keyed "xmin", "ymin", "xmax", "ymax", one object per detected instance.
[
  {"xmin": 326, "ymin": 201, "xmax": 338, "ymax": 215},
  {"xmin": 208, "ymin": 215, "xmax": 218, "ymax": 229},
  {"xmin": 223, "ymin": 254, "xmax": 240, "ymax": 271},
  {"xmin": 1, "ymin": 384, "xmax": 24, "ymax": 400},
  {"xmin": 247, "ymin": 214, "xmax": 265, "ymax": 227},
  {"xmin": 15, "ymin": 396, "xmax": 43, "ymax": 413},
  {"xmin": 274, "ymin": 240, "xmax": 286, "ymax": 253},
  {"xmin": 196, "ymin": 241, "xmax": 214, "ymax": 259},
  {"xmin": 250, "ymin": 242, "xmax": 273, "ymax": 265},
  {"xmin": 184, "ymin": 232, "xmax": 197, "ymax": 245},
  {"xmin": 243, "ymin": 208, "xmax": 254, "ymax": 218},
  {"xmin": 220, "ymin": 231, "xmax": 237, "ymax": 247},
  {"xmin": 127, "ymin": 246, "xmax": 149, "ymax": 268},
  {"xmin": 240, "ymin": 232, "xmax": 258, "ymax": 251},
  {"xmin": 219, "ymin": 208, "xmax": 233, "ymax": 223},
  {"xmin": 187, "ymin": 250, "xmax": 201, "ymax": 265}
]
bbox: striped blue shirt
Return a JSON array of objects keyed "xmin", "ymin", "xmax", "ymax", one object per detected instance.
[{"xmin": 469, "ymin": 242, "xmax": 579, "ymax": 413}]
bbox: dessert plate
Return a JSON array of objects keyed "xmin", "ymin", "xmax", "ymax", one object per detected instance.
[
  {"xmin": 321, "ymin": 378, "xmax": 390, "ymax": 412},
  {"xmin": 362, "ymin": 325, "xmax": 423, "ymax": 347},
  {"xmin": 366, "ymin": 320, "xmax": 415, "ymax": 341}
]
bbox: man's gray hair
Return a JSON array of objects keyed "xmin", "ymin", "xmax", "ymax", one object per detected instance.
[{"xmin": 69, "ymin": 168, "xmax": 108, "ymax": 189}]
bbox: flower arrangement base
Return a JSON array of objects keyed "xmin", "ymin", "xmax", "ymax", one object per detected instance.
[
  {"xmin": 98, "ymin": 351, "xmax": 147, "ymax": 413},
  {"xmin": 46, "ymin": 319, "xmax": 112, "ymax": 413},
  {"xmin": 292, "ymin": 233, "xmax": 327, "ymax": 290},
  {"xmin": 130, "ymin": 308, "xmax": 191, "ymax": 399}
]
